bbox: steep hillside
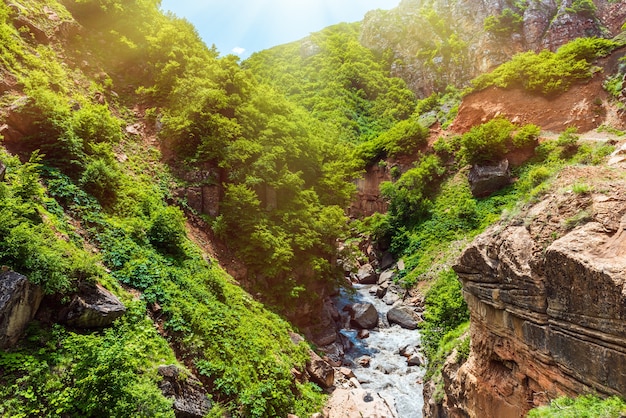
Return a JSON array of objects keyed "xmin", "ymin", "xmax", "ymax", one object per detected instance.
[
  {"xmin": 0, "ymin": 1, "xmax": 348, "ymax": 416},
  {"xmin": 361, "ymin": 0, "xmax": 626, "ymax": 97}
]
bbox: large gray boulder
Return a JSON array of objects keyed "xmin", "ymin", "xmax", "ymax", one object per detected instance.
[
  {"xmin": 349, "ymin": 303, "xmax": 379, "ymax": 329},
  {"xmin": 356, "ymin": 264, "xmax": 378, "ymax": 284},
  {"xmin": 64, "ymin": 283, "xmax": 126, "ymax": 328},
  {"xmin": 158, "ymin": 365, "xmax": 211, "ymax": 418},
  {"xmin": 387, "ymin": 305, "xmax": 418, "ymax": 330},
  {"xmin": 468, "ymin": 159, "xmax": 511, "ymax": 197},
  {"xmin": 0, "ymin": 271, "xmax": 43, "ymax": 348}
]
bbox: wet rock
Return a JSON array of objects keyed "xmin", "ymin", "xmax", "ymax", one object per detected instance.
[
  {"xmin": 407, "ymin": 354, "xmax": 424, "ymax": 367},
  {"xmin": 387, "ymin": 305, "xmax": 418, "ymax": 330},
  {"xmin": 358, "ymin": 329, "xmax": 370, "ymax": 339},
  {"xmin": 0, "ymin": 271, "xmax": 43, "ymax": 348},
  {"xmin": 468, "ymin": 159, "xmax": 511, "ymax": 198},
  {"xmin": 399, "ymin": 344, "xmax": 417, "ymax": 357},
  {"xmin": 382, "ymin": 291, "xmax": 400, "ymax": 306},
  {"xmin": 376, "ymin": 282, "xmax": 389, "ymax": 299},
  {"xmin": 306, "ymin": 350, "xmax": 335, "ymax": 389},
  {"xmin": 64, "ymin": 283, "xmax": 126, "ymax": 328},
  {"xmin": 349, "ymin": 303, "xmax": 379, "ymax": 329},
  {"xmin": 357, "ymin": 356, "xmax": 371, "ymax": 368},
  {"xmin": 158, "ymin": 365, "xmax": 211, "ymax": 418},
  {"xmin": 378, "ymin": 269, "xmax": 395, "ymax": 285},
  {"xmin": 357, "ymin": 263, "xmax": 378, "ymax": 285}
]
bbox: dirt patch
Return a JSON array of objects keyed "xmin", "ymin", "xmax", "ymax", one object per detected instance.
[{"xmin": 451, "ymin": 80, "xmax": 608, "ymax": 134}]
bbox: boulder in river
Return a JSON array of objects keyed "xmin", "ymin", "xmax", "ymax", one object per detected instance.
[
  {"xmin": 375, "ymin": 282, "xmax": 388, "ymax": 299},
  {"xmin": 387, "ymin": 305, "xmax": 418, "ymax": 330},
  {"xmin": 349, "ymin": 303, "xmax": 379, "ymax": 329},
  {"xmin": 407, "ymin": 354, "xmax": 424, "ymax": 367},
  {"xmin": 378, "ymin": 269, "xmax": 395, "ymax": 285},
  {"xmin": 356, "ymin": 264, "xmax": 378, "ymax": 284}
]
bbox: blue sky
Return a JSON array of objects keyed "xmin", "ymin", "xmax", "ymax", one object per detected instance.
[{"xmin": 160, "ymin": 0, "xmax": 400, "ymax": 59}]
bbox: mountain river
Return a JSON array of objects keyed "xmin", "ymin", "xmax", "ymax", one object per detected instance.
[{"xmin": 334, "ymin": 284, "xmax": 426, "ymax": 417}]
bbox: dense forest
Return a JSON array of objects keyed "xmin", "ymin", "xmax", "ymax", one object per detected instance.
[{"xmin": 0, "ymin": 0, "xmax": 625, "ymax": 417}]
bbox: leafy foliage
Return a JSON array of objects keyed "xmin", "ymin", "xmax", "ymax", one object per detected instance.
[
  {"xmin": 0, "ymin": 305, "xmax": 175, "ymax": 418},
  {"xmin": 472, "ymin": 37, "xmax": 621, "ymax": 94},
  {"xmin": 484, "ymin": 9, "xmax": 524, "ymax": 36},
  {"xmin": 421, "ymin": 269, "xmax": 470, "ymax": 362}
]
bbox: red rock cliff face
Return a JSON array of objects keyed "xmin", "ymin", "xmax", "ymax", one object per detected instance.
[
  {"xmin": 349, "ymin": 163, "xmax": 390, "ymax": 218},
  {"xmin": 436, "ymin": 166, "xmax": 626, "ymax": 417}
]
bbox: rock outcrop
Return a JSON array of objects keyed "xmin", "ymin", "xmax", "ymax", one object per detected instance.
[
  {"xmin": 158, "ymin": 365, "xmax": 212, "ymax": 418},
  {"xmin": 429, "ymin": 166, "xmax": 626, "ymax": 417},
  {"xmin": 360, "ymin": 0, "xmax": 626, "ymax": 97},
  {"xmin": 64, "ymin": 283, "xmax": 126, "ymax": 328},
  {"xmin": 324, "ymin": 388, "xmax": 399, "ymax": 418},
  {"xmin": 0, "ymin": 271, "xmax": 43, "ymax": 348},
  {"xmin": 468, "ymin": 159, "xmax": 511, "ymax": 198},
  {"xmin": 306, "ymin": 350, "xmax": 335, "ymax": 389}
]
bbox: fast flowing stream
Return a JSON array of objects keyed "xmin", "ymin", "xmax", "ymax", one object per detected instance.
[{"xmin": 335, "ymin": 285, "xmax": 426, "ymax": 417}]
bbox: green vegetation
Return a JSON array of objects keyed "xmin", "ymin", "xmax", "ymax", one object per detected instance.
[
  {"xmin": 2, "ymin": 0, "xmax": 626, "ymax": 415},
  {"xmin": 0, "ymin": 0, "xmax": 331, "ymax": 415},
  {"xmin": 459, "ymin": 117, "xmax": 539, "ymax": 164},
  {"xmin": 245, "ymin": 23, "xmax": 417, "ymax": 144},
  {"xmin": 472, "ymin": 37, "xmax": 621, "ymax": 94},
  {"xmin": 484, "ymin": 8, "xmax": 524, "ymax": 36},
  {"xmin": 421, "ymin": 269, "xmax": 470, "ymax": 363},
  {"xmin": 528, "ymin": 395, "xmax": 626, "ymax": 417},
  {"xmin": 0, "ymin": 306, "xmax": 176, "ymax": 418}
]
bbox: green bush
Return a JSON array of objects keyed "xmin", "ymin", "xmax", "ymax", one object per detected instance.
[
  {"xmin": 80, "ymin": 158, "xmax": 121, "ymax": 203},
  {"xmin": 459, "ymin": 117, "xmax": 515, "ymax": 164},
  {"xmin": 513, "ymin": 123, "xmax": 541, "ymax": 148},
  {"xmin": 421, "ymin": 268, "xmax": 469, "ymax": 360},
  {"xmin": 484, "ymin": 9, "xmax": 523, "ymax": 36},
  {"xmin": 566, "ymin": 0, "xmax": 597, "ymax": 17},
  {"xmin": 380, "ymin": 118, "xmax": 429, "ymax": 157},
  {"xmin": 472, "ymin": 37, "xmax": 619, "ymax": 95},
  {"xmin": 148, "ymin": 206, "xmax": 187, "ymax": 257},
  {"xmin": 381, "ymin": 154, "xmax": 446, "ymax": 227},
  {"xmin": 0, "ymin": 305, "xmax": 176, "ymax": 418}
]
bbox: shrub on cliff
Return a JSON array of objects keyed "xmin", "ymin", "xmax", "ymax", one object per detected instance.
[
  {"xmin": 420, "ymin": 268, "xmax": 470, "ymax": 361},
  {"xmin": 471, "ymin": 37, "xmax": 620, "ymax": 95}
]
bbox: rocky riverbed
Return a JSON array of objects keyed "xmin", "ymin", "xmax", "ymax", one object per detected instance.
[{"xmin": 319, "ymin": 257, "xmax": 427, "ymax": 418}]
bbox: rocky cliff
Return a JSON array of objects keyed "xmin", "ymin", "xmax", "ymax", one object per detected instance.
[
  {"xmin": 429, "ymin": 164, "xmax": 626, "ymax": 417},
  {"xmin": 361, "ymin": 0, "xmax": 626, "ymax": 96}
]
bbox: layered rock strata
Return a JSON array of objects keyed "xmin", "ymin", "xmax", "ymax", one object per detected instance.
[{"xmin": 435, "ymin": 167, "xmax": 626, "ymax": 417}]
